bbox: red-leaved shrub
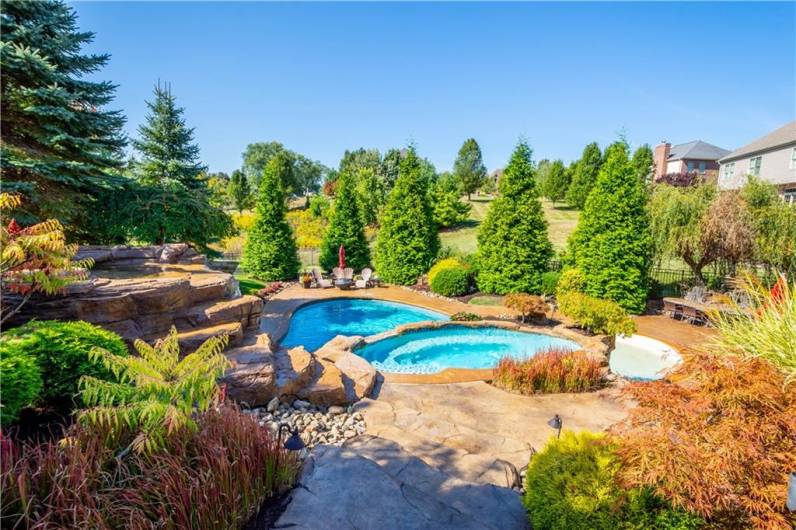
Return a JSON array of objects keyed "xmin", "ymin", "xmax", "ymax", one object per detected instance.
[
  {"xmin": 1, "ymin": 403, "xmax": 299, "ymax": 529},
  {"xmin": 492, "ymin": 348, "xmax": 604, "ymax": 394},
  {"xmin": 613, "ymin": 352, "xmax": 796, "ymax": 529}
]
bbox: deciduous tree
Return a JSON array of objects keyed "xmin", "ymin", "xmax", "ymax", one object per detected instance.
[
  {"xmin": 228, "ymin": 169, "xmax": 252, "ymax": 213},
  {"xmin": 540, "ymin": 159, "xmax": 570, "ymax": 205},
  {"xmin": 453, "ymin": 139, "xmax": 487, "ymax": 200}
]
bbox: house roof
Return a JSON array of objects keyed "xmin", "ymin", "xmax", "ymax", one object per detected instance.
[
  {"xmin": 718, "ymin": 121, "xmax": 796, "ymax": 163},
  {"xmin": 667, "ymin": 140, "xmax": 730, "ymax": 162}
]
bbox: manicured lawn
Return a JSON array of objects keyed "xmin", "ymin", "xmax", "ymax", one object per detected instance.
[
  {"xmin": 439, "ymin": 197, "xmax": 580, "ymax": 254},
  {"xmin": 235, "ymin": 273, "xmax": 267, "ymax": 295},
  {"xmin": 468, "ymin": 295, "xmax": 504, "ymax": 306}
]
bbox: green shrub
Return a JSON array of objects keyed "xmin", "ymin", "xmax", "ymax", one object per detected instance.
[
  {"xmin": 430, "ymin": 266, "xmax": 470, "ymax": 297},
  {"xmin": 0, "ymin": 320, "xmax": 127, "ymax": 409},
  {"xmin": 450, "ymin": 312, "xmax": 481, "ymax": 321},
  {"xmin": 428, "ymin": 258, "xmax": 464, "ymax": 284},
  {"xmin": 524, "ymin": 431, "xmax": 702, "ymax": 530},
  {"xmin": 540, "ymin": 271, "xmax": 561, "ymax": 296},
  {"xmin": 0, "ymin": 346, "xmax": 43, "ymax": 425},
  {"xmin": 557, "ymin": 292, "xmax": 636, "ymax": 336},
  {"xmin": 556, "ymin": 268, "xmax": 586, "ymax": 297}
]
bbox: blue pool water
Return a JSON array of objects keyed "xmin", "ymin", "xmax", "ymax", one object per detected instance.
[
  {"xmin": 280, "ymin": 299, "xmax": 447, "ymax": 351},
  {"xmin": 355, "ymin": 326, "xmax": 581, "ymax": 374}
]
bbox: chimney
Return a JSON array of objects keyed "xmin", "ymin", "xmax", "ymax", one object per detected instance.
[{"xmin": 653, "ymin": 140, "xmax": 671, "ymax": 182}]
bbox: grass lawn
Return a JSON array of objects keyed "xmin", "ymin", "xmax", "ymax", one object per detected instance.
[
  {"xmin": 439, "ymin": 196, "xmax": 580, "ymax": 255},
  {"xmin": 467, "ymin": 295, "xmax": 504, "ymax": 306},
  {"xmin": 235, "ymin": 273, "xmax": 267, "ymax": 295}
]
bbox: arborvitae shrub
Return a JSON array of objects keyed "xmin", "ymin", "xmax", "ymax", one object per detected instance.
[
  {"xmin": 374, "ymin": 148, "xmax": 439, "ymax": 284},
  {"xmin": 566, "ymin": 142, "xmax": 652, "ymax": 313},
  {"xmin": 430, "ymin": 267, "xmax": 470, "ymax": 297},
  {"xmin": 319, "ymin": 171, "xmax": 370, "ymax": 271},
  {"xmin": 0, "ymin": 320, "xmax": 127, "ymax": 410},
  {"xmin": 242, "ymin": 153, "xmax": 301, "ymax": 281},
  {"xmin": 540, "ymin": 271, "xmax": 561, "ymax": 296},
  {"xmin": 476, "ymin": 142, "xmax": 553, "ymax": 294}
]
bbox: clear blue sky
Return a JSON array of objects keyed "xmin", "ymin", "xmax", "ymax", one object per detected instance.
[{"xmin": 71, "ymin": 1, "xmax": 795, "ymax": 174}]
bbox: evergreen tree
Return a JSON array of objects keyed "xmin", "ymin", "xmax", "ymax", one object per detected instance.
[
  {"xmin": 566, "ymin": 142, "xmax": 652, "ymax": 313},
  {"xmin": 130, "ymin": 84, "xmax": 232, "ymax": 248},
  {"xmin": 540, "ymin": 159, "xmax": 570, "ymax": 205},
  {"xmin": 228, "ymin": 169, "xmax": 252, "ymax": 212},
  {"xmin": 453, "ymin": 138, "xmax": 487, "ymax": 200},
  {"xmin": 476, "ymin": 142, "xmax": 553, "ymax": 294},
  {"xmin": 374, "ymin": 148, "xmax": 440, "ymax": 284},
  {"xmin": 133, "ymin": 83, "xmax": 206, "ymax": 189},
  {"xmin": 319, "ymin": 171, "xmax": 371, "ymax": 271},
  {"xmin": 354, "ymin": 167, "xmax": 386, "ymax": 226},
  {"xmin": 242, "ymin": 153, "xmax": 301, "ymax": 280},
  {"xmin": 0, "ymin": 0, "xmax": 126, "ymax": 230},
  {"xmin": 632, "ymin": 144, "xmax": 654, "ymax": 183},
  {"xmin": 566, "ymin": 143, "xmax": 602, "ymax": 209},
  {"xmin": 432, "ymin": 180, "xmax": 471, "ymax": 228}
]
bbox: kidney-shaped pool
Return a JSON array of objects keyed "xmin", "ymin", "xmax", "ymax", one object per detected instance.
[
  {"xmin": 280, "ymin": 298, "xmax": 447, "ymax": 352},
  {"xmin": 356, "ymin": 326, "xmax": 581, "ymax": 374}
]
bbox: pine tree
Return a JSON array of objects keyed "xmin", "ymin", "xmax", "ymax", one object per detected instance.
[
  {"xmin": 242, "ymin": 153, "xmax": 301, "ymax": 280},
  {"xmin": 632, "ymin": 144, "xmax": 654, "ymax": 183},
  {"xmin": 228, "ymin": 169, "xmax": 252, "ymax": 213},
  {"xmin": 453, "ymin": 138, "xmax": 487, "ymax": 200},
  {"xmin": 0, "ymin": 0, "xmax": 126, "ymax": 230},
  {"xmin": 133, "ymin": 83, "xmax": 205, "ymax": 189},
  {"xmin": 130, "ymin": 84, "xmax": 231, "ymax": 248},
  {"xmin": 374, "ymin": 148, "xmax": 440, "ymax": 284},
  {"xmin": 566, "ymin": 142, "xmax": 652, "ymax": 313},
  {"xmin": 319, "ymin": 171, "xmax": 371, "ymax": 271},
  {"xmin": 476, "ymin": 142, "xmax": 553, "ymax": 294},
  {"xmin": 566, "ymin": 143, "xmax": 602, "ymax": 209}
]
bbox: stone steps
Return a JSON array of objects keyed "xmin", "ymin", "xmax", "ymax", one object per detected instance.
[
  {"xmin": 275, "ymin": 436, "xmax": 528, "ymax": 530},
  {"xmin": 172, "ymin": 322, "xmax": 244, "ymax": 353},
  {"xmin": 173, "ymin": 295, "xmax": 263, "ymax": 333}
]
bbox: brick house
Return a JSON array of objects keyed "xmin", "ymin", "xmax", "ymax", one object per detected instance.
[{"xmin": 653, "ymin": 140, "xmax": 730, "ymax": 183}]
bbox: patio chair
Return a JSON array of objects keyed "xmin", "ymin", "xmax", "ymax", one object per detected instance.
[
  {"xmin": 343, "ymin": 267, "xmax": 354, "ymax": 280},
  {"xmin": 332, "ymin": 267, "xmax": 343, "ymax": 280},
  {"xmin": 355, "ymin": 268, "xmax": 373, "ymax": 289},
  {"xmin": 312, "ymin": 268, "xmax": 333, "ymax": 288}
]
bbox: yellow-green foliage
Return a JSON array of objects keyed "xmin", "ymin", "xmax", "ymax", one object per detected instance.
[
  {"xmin": 428, "ymin": 258, "xmax": 465, "ymax": 284},
  {"xmin": 287, "ymin": 209, "xmax": 327, "ymax": 249},
  {"xmin": 78, "ymin": 327, "xmax": 230, "ymax": 455},
  {"xmin": 556, "ymin": 268, "xmax": 586, "ymax": 297},
  {"xmin": 558, "ymin": 291, "xmax": 636, "ymax": 336},
  {"xmin": 525, "ymin": 431, "xmax": 703, "ymax": 530},
  {"xmin": 709, "ymin": 272, "xmax": 796, "ymax": 382},
  {"xmin": 231, "ymin": 210, "xmax": 256, "ymax": 231}
]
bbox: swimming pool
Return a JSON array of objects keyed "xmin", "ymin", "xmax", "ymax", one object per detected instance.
[
  {"xmin": 280, "ymin": 298, "xmax": 447, "ymax": 351},
  {"xmin": 355, "ymin": 326, "xmax": 581, "ymax": 374},
  {"xmin": 609, "ymin": 335, "xmax": 682, "ymax": 380}
]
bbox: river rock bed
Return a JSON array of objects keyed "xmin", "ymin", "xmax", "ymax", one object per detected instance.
[{"xmin": 244, "ymin": 398, "xmax": 367, "ymax": 450}]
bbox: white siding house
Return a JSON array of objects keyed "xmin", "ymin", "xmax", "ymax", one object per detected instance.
[{"xmin": 718, "ymin": 121, "xmax": 796, "ymax": 203}]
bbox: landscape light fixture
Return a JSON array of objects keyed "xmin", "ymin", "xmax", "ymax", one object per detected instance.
[
  {"xmin": 278, "ymin": 424, "xmax": 306, "ymax": 452},
  {"xmin": 788, "ymin": 472, "xmax": 795, "ymax": 512},
  {"xmin": 547, "ymin": 414, "xmax": 562, "ymax": 439}
]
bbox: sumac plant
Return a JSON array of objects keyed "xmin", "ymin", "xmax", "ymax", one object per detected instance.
[
  {"xmin": 0, "ymin": 193, "xmax": 92, "ymax": 324},
  {"xmin": 1, "ymin": 404, "xmax": 299, "ymax": 530},
  {"xmin": 613, "ymin": 352, "xmax": 796, "ymax": 529}
]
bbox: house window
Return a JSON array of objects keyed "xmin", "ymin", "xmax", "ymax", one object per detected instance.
[
  {"xmin": 790, "ymin": 147, "xmax": 796, "ymax": 169},
  {"xmin": 687, "ymin": 161, "xmax": 695, "ymax": 172},
  {"xmin": 698, "ymin": 161, "xmax": 706, "ymax": 174},
  {"xmin": 784, "ymin": 188, "xmax": 796, "ymax": 205},
  {"xmin": 723, "ymin": 162, "xmax": 735, "ymax": 182},
  {"xmin": 748, "ymin": 156, "xmax": 762, "ymax": 176}
]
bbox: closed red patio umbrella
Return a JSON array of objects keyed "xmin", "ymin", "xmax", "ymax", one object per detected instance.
[{"xmin": 338, "ymin": 245, "xmax": 346, "ymax": 269}]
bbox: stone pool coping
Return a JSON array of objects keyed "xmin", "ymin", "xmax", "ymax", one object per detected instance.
[{"xmin": 260, "ymin": 284, "xmax": 611, "ymax": 384}]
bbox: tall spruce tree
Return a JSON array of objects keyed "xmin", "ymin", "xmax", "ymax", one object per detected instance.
[
  {"xmin": 566, "ymin": 141, "xmax": 652, "ymax": 313},
  {"xmin": 242, "ymin": 153, "xmax": 301, "ymax": 280},
  {"xmin": 476, "ymin": 142, "xmax": 553, "ymax": 294},
  {"xmin": 228, "ymin": 169, "xmax": 252, "ymax": 213},
  {"xmin": 566, "ymin": 142, "xmax": 602, "ymax": 209},
  {"xmin": 453, "ymin": 139, "xmax": 487, "ymax": 200},
  {"xmin": 0, "ymin": 0, "xmax": 126, "ymax": 230},
  {"xmin": 374, "ymin": 148, "xmax": 439, "ymax": 284},
  {"xmin": 134, "ymin": 83, "xmax": 205, "ymax": 189},
  {"xmin": 319, "ymin": 171, "xmax": 371, "ymax": 271},
  {"xmin": 130, "ymin": 84, "xmax": 231, "ymax": 247}
]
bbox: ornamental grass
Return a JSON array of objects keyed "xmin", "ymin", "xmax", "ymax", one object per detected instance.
[
  {"xmin": 492, "ymin": 348, "xmax": 604, "ymax": 395},
  {"xmin": 1, "ymin": 403, "xmax": 299, "ymax": 530}
]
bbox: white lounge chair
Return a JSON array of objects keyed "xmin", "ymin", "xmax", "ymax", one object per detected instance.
[
  {"xmin": 312, "ymin": 268, "xmax": 333, "ymax": 288},
  {"xmin": 355, "ymin": 268, "xmax": 372, "ymax": 289},
  {"xmin": 343, "ymin": 267, "xmax": 354, "ymax": 280},
  {"xmin": 332, "ymin": 267, "xmax": 343, "ymax": 280}
]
